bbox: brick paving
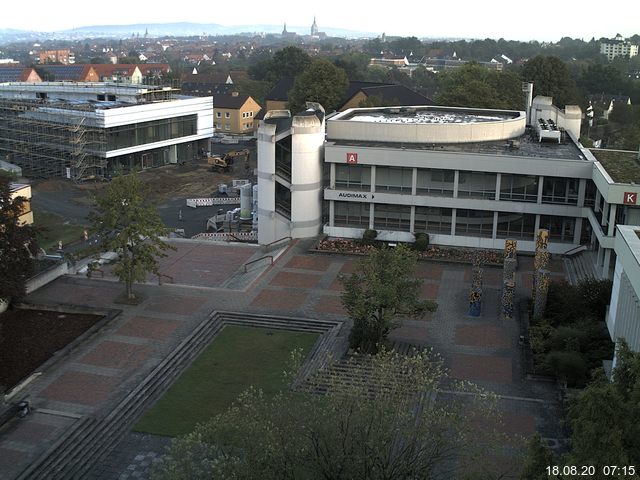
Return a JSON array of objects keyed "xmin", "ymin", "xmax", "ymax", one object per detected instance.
[
  {"xmin": 455, "ymin": 325, "xmax": 510, "ymax": 348},
  {"xmin": 115, "ymin": 316, "xmax": 181, "ymax": 341},
  {"xmin": 0, "ymin": 240, "xmax": 569, "ymax": 480},
  {"xmin": 78, "ymin": 341, "xmax": 152, "ymax": 370},
  {"xmin": 450, "ymin": 353, "xmax": 513, "ymax": 384}
]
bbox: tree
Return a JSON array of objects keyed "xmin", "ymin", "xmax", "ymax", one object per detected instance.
[
  {"xmin": 521, "ymin": 434, "xmax": 555, "ymax": 480},
  {"xmin": 340, "ymin": 245, "xmax": 437, "ymax": 353},
  {"xmin": 90, "ymin": 173, "xmax": 172, "ymax": 300},
  {"xmin": 269, "ymin": 46, "xmax": 311, "ymax": 82},
  {"xmin": 0, "ymin": 173, "xmax": 36, "ymax": 308},
  {"xmin": 288, "ymin": 59, "xmax": 349, "ymax": 113},
  {"xmin": 436, "ymin": 63, "xmax": 523, "ymax": 110},
  {"xmin": 520, "ymin": 56, "xmax": 581, "ymax": 107},
  {"xmin": 565, "ymin": 341, "xmax": 640, "ymax": 466},
  {"xmin": 152, "ymin": 348, "xmax": 507, "ymax": 480}
]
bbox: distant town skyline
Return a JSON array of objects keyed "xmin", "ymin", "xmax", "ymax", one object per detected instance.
[{"xmin": 1, "ymin": 0, "xmax": 639, "ymax": 42}]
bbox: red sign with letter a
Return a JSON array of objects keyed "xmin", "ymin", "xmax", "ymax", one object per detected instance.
[
  {"xmin": 623, "ymin": 192, "xmax": 637, "ymax": 205},
  {"xmin": 346, "ymin": 152, "xmax": 358, "ymax": 164}
]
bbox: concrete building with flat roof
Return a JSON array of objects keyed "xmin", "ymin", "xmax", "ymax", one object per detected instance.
[
  {"xmin": 257, "ymin": 95, "xmax": 640, "ymax": 280},
  {"xmin": 0, "ymin": 82, "xmax": 213, "ymax": 180}
]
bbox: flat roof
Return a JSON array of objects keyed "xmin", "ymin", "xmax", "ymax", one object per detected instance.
[
  {"xmin": 590, "ymin": 149, "xmax": 640, "ymax": 184},
  {"xmin": 338, "ymin": 106, "xmax": 519, "ymax": 125},
  {"xmin": 330, "ymin": 128, "xmax": 587, "ymax": 161}
]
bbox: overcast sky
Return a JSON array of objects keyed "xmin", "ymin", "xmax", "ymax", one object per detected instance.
[{"xmin": 2, "ymin": 0, "xmax": 639, "ymax": 41}]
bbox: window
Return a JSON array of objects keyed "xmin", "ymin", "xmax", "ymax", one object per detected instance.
[
  {"xmin": 375, "ymin": 166, "xmax": 413, "ymax": 193},
  {"xmin": 455, "ymin": 209, "xmax": 494, "ymax": 237},
  {"xmin": 542, "ymin": 177, "xmax": 578, "ymax": 205},
  {"xmin": 225, "ymin": 112, "xmax": 230, "ymax": 118},
  {"xmin": 334, "ymin": 201, "xmax": 370, "ymax": 228},
  {"xmin": 416, "ymin": 168, "xmax": 454, "ymax": 196},
  {"xmin": 414, "ymin": 207, "xmax": 452, "ymax": 234},
  {"xmin": 373, "ymin": 204, "xmax": 411, "ymax": 231},
  {"xmin": 458, "ymin": 172, "xmax": 497, "ymax": 199},
  {"xmin": 499, "ymin": 174, "xmax": 538, "ymax": 202},
  {"xmin": 216, "ymin": 111, "xmax": 221, "ymax": 118},
  {"xmin": 335, "ymin": 164, "xmax": 371, "ymax": 191},
  {"xmin": 496, "ymin": 212, "xmax": 536, "ymax": 240},
  {"xmin": 539, "ymin": 215, "xmax": 576, "ymax": 243},
  {"xmin": 225, "ymin": 124, "xmax": 230, "ymax": 130},
  {"xmin": 249, "ymin": 111, "xmax": 253, "ymax": 117}
]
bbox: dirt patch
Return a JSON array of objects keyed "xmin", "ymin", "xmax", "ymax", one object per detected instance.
[
  {"xmin": 35, "ymin": 179, "xmax": 71, "ymax": 193},
  {"xmin": 0, "ymin": 308, "xmax": 103, "ymax": 391}
]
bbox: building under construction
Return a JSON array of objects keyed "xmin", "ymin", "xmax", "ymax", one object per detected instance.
[{"xmin": 0, "ymin": 82, "xmax": 213, "ymax": 180}]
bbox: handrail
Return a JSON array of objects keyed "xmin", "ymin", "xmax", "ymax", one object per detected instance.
[
  {"xmin": 243, "ymin": 255, "xmax": 273, "ymax": 272},
  {"xmin": 262, "ymin": 236, "xmax": 292, "ymax": 252},
  {"xmin": 563, "ymin": 244, "xmax": 587, "ymax": 256}
]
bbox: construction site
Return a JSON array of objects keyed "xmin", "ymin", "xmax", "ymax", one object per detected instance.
[{"xmin": 0, "ymin": 82, "xmax": 213, "ymax": 181}]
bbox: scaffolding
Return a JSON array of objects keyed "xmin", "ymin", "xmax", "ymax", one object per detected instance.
[{"xmin": 0, "ymin": 98, "xmax": 108, "ymax": 180}]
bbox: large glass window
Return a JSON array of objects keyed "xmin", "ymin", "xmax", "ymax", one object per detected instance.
[
  {"xmin": 414, "ymin": 206, "xmax": 452, "ymax": 234},
  {"xmin": 334, "ymin": 201, "xmax": 370, "ymax": 228},
  {"xmin": 416, "ymin": 168, "xmax": 454, "ymax": 196},
  {"xmin": 275, "ymin": 136, "xmax": 292, "ymax": 182},
  {"xmin": 457, "ymin": 171, "xmax": 497, "ymax": 199},
  {"xmin": 455, "ymin": 209, "xmax": 494, "ymax": 237},
  {"xmin": 375, "ymin": 166, "xmax": 413, "ymax": 194},
  {"xmin": 500, "ymin": 174, "xmax": 539, "ymax": 202},
  {"xmin": 335, "ymin": 164, "xmax": 371, "ymax": 191},
  {"xmin": 107, "ymin": 115, "xmax": 197, "ymax": 150},
  {"xmin": 584, "ymin": 180, "xmax": 597, "ymax": 208},
  {"xmin": 373, "ymin": 204, "xmax": 411, "ymax": 231},
  {"xmin": 539, "ymin": 215, "xmax": 576, "ymax": 243},
  {"xmin": 496, "ymin": 212, "xmax": 536, "ymax": 240},
  {"xmin": 275, "ymin": 182, "xmax": 291, "ymax": 218},
  {"xmin": 542, "ymin": 177, "xmax": 578, "ymax": 205}
]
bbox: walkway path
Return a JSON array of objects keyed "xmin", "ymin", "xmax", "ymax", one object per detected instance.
[{"xmin": 0, "ymin": 240, "xmax": 566, "ymax": 479}]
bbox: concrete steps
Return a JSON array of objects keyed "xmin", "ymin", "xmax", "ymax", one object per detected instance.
[
  {"xmin": 563, "ymin": 251, "xmax": 597, "ymax": 286},
  {"xmin": 19, "ymin": 312, "xmax": 345, "ymax": 480}
]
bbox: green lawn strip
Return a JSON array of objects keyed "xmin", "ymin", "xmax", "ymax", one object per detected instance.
[
  {"xmin": 134, "ymin": 325, "xmax": 319, "ymax": 437},
  {"xmin": 33, "ymin": 209, "xmax": 85, "ymax": 251}
]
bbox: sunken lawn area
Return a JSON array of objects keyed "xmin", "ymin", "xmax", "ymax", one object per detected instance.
[{"xmin": 134, "ymin": 325, "xmax": 318, "ymax": 437}]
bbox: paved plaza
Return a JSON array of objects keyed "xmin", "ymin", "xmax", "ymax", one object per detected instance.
[{"xmin": 0, "ymin": 238, "xmax": 567, "ymax": 479}]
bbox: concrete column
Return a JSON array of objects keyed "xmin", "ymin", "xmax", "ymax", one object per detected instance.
[
  {"xmin": 329, "ymin": 200, "xmax": 335, "ymax": 227},
  {"xmin": 495, "ymin": 173, "xmax": 501, "ymax": 201},
  {"xmin": 369, "ymin": 202, "xmax": 375, "ymax": 229},
  {"xmin": 411, "ymin": 167, "xmax": 417, "ymax": 196},
  {"xmin": 603, "ymin": 249, "xmax": 612, "ymax": 279},
  {"xmin": 595, "ymin": 189, "xmax": 601, "ymax": 212},
  {"xmin": 537, "ymin": 176, "xmax": 544, "ymax": 204},
  {"xmin": 453, "ymin": 170, "xmax": 460, "ymax": 198},
  {"xmin": 329, "ymin": 163, "xmax": 335, "ymax": 189},
  {"xmin": 451, "ymin": 208, "xmax": 457, "ymax": 236},
  {"xmin": 370, "ymin": 165, "xmax": 376, "ymax": 193},
  {"xmin": 410, "ymin": 205, "xmax": 416, "ymax": 233},
  {"xmin": 601, "ymin": 201, "xmax": 609, "ymax": 227},
  {"xmin": 577, "ymin": 179, "xmax": 586, "ymax": 207},
  {"xmin": 608, "ymin": 204, "xmax": 617, "ymax": 237},
  {"xmin": 597, "ymin": 245, "xmax": 604, "ymax": 269},
  {"xmin": 492, "ymin": 211, "xmax": 498, "ymax": 239},
  {"xmin": 573, "ymin": 218, "xmax": 583, "ymax": 245},
  {"xmin": 534, "ymin": 214, "xmax": 541, "ymax": 238}
]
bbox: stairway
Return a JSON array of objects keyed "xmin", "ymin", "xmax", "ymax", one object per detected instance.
[{"xmin": 563, "ymin": 251, "xmax": 598, "ymax": 286}]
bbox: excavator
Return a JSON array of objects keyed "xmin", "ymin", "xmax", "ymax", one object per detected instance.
[{"xmin": 207, "ymin": 149, "xmax": 250, "ymax": 172}]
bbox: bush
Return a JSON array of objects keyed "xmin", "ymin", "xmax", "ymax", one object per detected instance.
[
  {"xmin": 548, "ymin": 326, "xmax": 588, "ymax": 352},
  {"xmin": 544, "ymin": 350, "xmax": 588, "ymax": 386},
  {"xmin": 414, "ymin": 233, "xmax": 430, "ymax": 251},
  {"xmin": 361, "ymin": 228, "xmax": 378, "ymax": 245}
]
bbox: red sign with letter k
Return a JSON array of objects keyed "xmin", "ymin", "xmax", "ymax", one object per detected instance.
[{"xmin": 623, "ymin": 192, "xmax": 637, "ymax": 205}]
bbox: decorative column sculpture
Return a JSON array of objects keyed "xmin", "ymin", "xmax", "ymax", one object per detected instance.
[
  {"xmin": 502, "ymin": 239, "xmax": 517, "ymax": 320},
  {"xmin": 468, "ymin": 251, "xmax": 484, "ymax": 317},
  {"xmin": 532, "ymin": 229, "xmax": 550, "ymax": 316}
]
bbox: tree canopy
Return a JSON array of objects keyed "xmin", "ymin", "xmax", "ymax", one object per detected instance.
[
  {"xmin": 436, "ymin": 63, "xmax": 524, "ymax": 110},
  {"xmin": 152, "ymin": 348, "xmax": 507, "ymax": 480},
  {"xmin": 90, "ymin": 173, "xmax": 172, "ymax": 300},
  {"xmin": 0, "ymin": 173, "xmax": 36, "ymax": 305},
  {"xmin": 288, "ymin": 59, "xmax": 349, "ymax": 113},
  {"xmin": 340, "ymin": 245, "xmax": 437, "ymax": 353},
  {"xmin": 521, "ymin": 55, "xmax": 580, "ymax": 107},
  {"xmin": 249, "ymin": 46, "xmax": 311, "ymax": 83}
]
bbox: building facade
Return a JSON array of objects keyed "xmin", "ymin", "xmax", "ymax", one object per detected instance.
[
  {"xmin": 257, "ymin": 96, "xmax": 640, "ymax": 280},
  {"xmin": 213, "ymin": 93, "xmax": 261, "ymax": 135},
  {"xmin": 600, "ymin": 35, "xmax": 639, "ymax": 60},
  {"xmin": 9, "ymin": 183, "xmax": 33, "ymax": 225},
  {"xmin": 0, "ymin": 82, "xmax": 213, "ymax": 180}
]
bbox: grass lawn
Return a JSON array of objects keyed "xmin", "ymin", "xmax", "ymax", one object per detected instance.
[
  {"xmin": 134, "ymin": 325, "xmax": 319, "ymax": 437},
  {"xmin": 34, "ymin": 209, "xmax": 85, "ymax": 251}
]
